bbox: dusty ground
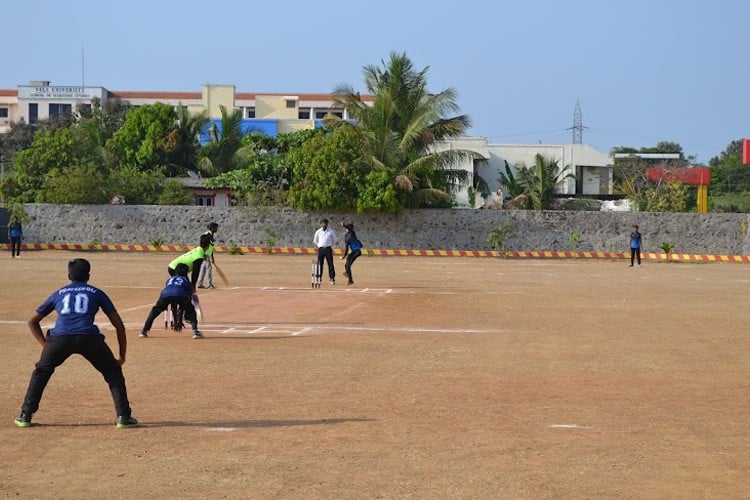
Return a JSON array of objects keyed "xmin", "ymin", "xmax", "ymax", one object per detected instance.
[{"xmin": 1, "ymin": 251, "xmax": 748, "ymax": 499}]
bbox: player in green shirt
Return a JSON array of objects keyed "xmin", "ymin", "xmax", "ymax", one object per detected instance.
[{"xmin": 168, "ymin": 234, "xmax": 212, "ymax": 290}]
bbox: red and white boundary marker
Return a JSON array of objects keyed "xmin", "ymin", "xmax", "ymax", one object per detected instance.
[{"xmin": 3, "ymin": 243, "xmax": 750, "ymax": 262}]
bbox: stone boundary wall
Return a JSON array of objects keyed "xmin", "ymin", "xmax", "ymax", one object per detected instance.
[{"xmin": 15, "ymin": 204, "xmax": 750, "ymax": 256}]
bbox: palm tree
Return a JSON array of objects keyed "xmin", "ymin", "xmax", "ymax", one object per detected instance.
[
  {"xmin": 332, "ymin": 51, "xmax": 474, "ymax": 207},
  {"xmin": 198, "ymin": 105, "xmax": 248, "ymax": 175},
  {"xmin": 515, "ymin": 154, "xmax": 574, "ymax": 210},
  {"xmin": 164, "ymin": 105, "xmax": 208, "ymax": 176}
]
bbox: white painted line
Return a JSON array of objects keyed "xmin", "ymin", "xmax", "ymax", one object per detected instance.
[
  {"xmin": 291, "ymin": 326, "xmax": 314, "ymax": 336},
  {"xmin": 124, "ymin": 322, "xmax": 495, "ymax": 336},
  {"xmin": 549, "ymin": 424, "xmax": 588, "ymax": 429}
]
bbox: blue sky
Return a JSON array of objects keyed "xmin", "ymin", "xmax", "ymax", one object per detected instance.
[{"xmin": 2, "ymin": 0, "xmax": 748, "ymax": 164}]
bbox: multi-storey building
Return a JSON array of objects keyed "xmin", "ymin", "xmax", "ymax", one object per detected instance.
[
  {"xmin": 0, "ymin": 81, "xmax": 368, "ymax": 135},
  {"xmin": 0, "ymin": 81, "xmax": 613, "ymax": 207}
]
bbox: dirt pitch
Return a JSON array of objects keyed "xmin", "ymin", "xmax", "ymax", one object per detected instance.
[{"xmin": 1, "ymin": 251, "xmax": 748, "ymax": 499}]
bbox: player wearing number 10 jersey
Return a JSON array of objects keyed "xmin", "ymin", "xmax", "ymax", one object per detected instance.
[{"xmin": 14, "ymin": 258, "xmax": 138, "ymax": 428}]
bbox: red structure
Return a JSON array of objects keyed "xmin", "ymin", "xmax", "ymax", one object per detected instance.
[
  {"xmin": 646, "ymin": 166, "xmax": 710, "ymax": 213},
  {"xmin": 646, "ymin": 166, "xmax": 710, "ymax": 185},
  {"xmin": 743, "ymin": 139, "xmax": 750, "ymax": 165}
]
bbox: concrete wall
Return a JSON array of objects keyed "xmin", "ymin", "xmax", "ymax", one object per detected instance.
[{"xmin": 18, "ymin": 204, "xmax": 750, "ymax": 255}]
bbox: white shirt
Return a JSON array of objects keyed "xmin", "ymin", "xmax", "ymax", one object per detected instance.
[{"xmin": 313, "ymin": 227, "xmax": 336, "ymax": 248}]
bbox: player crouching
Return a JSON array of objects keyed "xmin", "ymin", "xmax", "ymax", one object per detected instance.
[{"xmin": 140, "ymin": 264, "xmax": 203, "ymax": 339}]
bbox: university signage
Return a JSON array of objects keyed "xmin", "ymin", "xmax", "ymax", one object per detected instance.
[{"xmin": 18, "ymin": 85, "xmax": 104, "ymax": 100}]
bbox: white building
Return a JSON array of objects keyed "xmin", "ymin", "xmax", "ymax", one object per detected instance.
[{"xmin": 440, "ymin": 137, "xmax": 614, "ymax": 207}]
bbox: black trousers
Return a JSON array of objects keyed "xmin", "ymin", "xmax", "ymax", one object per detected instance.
[
  {"xmin": 630, "ymin": 247, "xmax": 641, "ymax": 265},
  {"xmin": 344, "ymin": 250, "xmax": 362, "ymax": 282},
  {"xmin": 10, "ymin": 236, "xmax": 21, "ymax": 256},
  {"xmin": 21, "ymin": 334, "xmax": 132, "ymax": 417},
  {"xmin": 142, "ymin": 296, "xmax": 197, "ymax": 332},
  {"xmin": 317, "ymin": 246, "xmax": 335, "ymax": 280}
]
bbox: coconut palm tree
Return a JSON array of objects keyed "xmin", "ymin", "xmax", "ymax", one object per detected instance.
[
  {"xmin": 164, "ymin": 105, "xmax": 208, "ymax": 176},
  {"xmin": 513, "ymin": 154, "xmax": 573, "ymax": 210},
  {"xmin": 332, "ymin": 51, "xmax": 474, "ymax": 207},
  {"xmin": 198, "ymin": 105, "xmax": 248, "ymax": 175}
]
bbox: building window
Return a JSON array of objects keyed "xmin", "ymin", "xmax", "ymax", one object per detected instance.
[
  {"xmin": 298, "ymin": 108, "xmax": 310, "ymax": 119},
  {"xmin": 315, "ymin": 109, "xmax": 343, "ymax": 119},
  {"xmin": 245, "ymin": 107, "xmax": 255, "ymax": 118},
  {"xmin": 196, "ymin": 196, "xmax": 214, "ymax": 206},
  {"xmin": 29, "ymin": 103, "xmax": 38, "ymax": 124},
  {"xmin": 49, "ymin": 103, "xmax": 72, "ymax": 118},
  {"xmin": 285, "ymin": 99, "xmax": 296, "ymax": 109},
  {"xmin": 0, "ymin": 108, "xmax": 8, "ymax": 118}
]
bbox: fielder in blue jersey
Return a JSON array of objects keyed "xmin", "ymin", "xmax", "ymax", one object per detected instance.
[
  {"xmin": 14, "ymin": 258, "xmax": 137, "ymax": 428},
  {"xmin": 629, "ymin": 225, "xmax": 643, "ymax": 267},
  {"xmin": 139, "ymin": 263, "xmax": 202, "ymax": 339}
]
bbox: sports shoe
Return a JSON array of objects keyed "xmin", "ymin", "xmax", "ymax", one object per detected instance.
[
  {"xmin": 14, "ymin": 412, "xmax": 32, "ymax": 427},
  {"xmin": 192, "ymin": 330, "xmax": 204, "ymax": 339},
  {"xmin": 197, "ymin": 284, "xmax": 206, "ymax": 289},
  {"xmin": 330, "ymin": 280, "xmax": 336, "ymax": 285},
  {"xmin": 208, "ymin": 285, "xmax": 217, "ymax": 289},
  {"xmin": 347, "ymin": 280, "xmax": 354, "ymax": 286},
  {"xmin": 116, "ymin": 416, "xmax": 138, "ymax": 428},
  {"xmin": 343, "ymin": 271, "xmax": 350, "ymax": 278},
  {"xmin": 139, "ymin": 331, "xmax": 148, "ymax": 338}
]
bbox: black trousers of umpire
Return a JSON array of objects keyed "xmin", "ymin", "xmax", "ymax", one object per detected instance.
[
  {"xmin": 317, "ymin": 246, "xmax": 335, "ymax": 281},
  {"xmin": 21, "ymin": 334, "xmax": 132, "ymax": 417},
  {"xmin": 142, "ymin": 296, "xmax": 197, "ymax": 332}
]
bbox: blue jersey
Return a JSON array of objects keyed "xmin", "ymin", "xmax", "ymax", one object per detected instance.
[
  {"xmin": 9, "ymin": 222, "xmax": 22, "ymax": 238},
  {"xmin": 344, "ymin": 231, "xmax": 363, "ymax": 252},
  {"xmin": 160, "ymin": 275, "xmax": 193, "ymax": 298},
  {"xmin": 37, "ymin": 282, "xmax": 117, "ymax": 336},
  {"xmin": 630, "ymin": 232, "xmax": 642, "ymax": 249}
]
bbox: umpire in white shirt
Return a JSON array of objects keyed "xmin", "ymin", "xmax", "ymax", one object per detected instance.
[{"xmin": 313, "ymin": 218, "xmax": 337, "ymax": 285}]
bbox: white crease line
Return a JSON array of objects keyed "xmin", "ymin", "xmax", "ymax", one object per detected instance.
[
  {"xmin": 291, "ymin": 326, "xmax": 314, "ymax": 336},
  {"xmin": 549, "ymin": 424, "xmax": 588, "ymax": 429}
]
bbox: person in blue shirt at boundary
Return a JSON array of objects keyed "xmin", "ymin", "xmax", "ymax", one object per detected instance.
[
  {"xmin": 8, "ymin": 216, "xmax": 23, "ymax": 258},
  {"xmin": 629, "ymin": 225, "xmax": 643, "ymax": 267}
]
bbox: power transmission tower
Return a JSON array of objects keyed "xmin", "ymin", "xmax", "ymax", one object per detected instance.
[{"xmin": 571, "ymin": 100, "xmax": 584, "ymax": 144}]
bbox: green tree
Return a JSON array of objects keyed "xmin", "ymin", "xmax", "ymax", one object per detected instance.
[
  {"xmin": 709, "ymin": 139, "xmax": 749, "ymax": 195},
  {"xmin": 108, "ymin": 165, "xmax": 164, "ymax": 204},
  {"xmin": 106, "ymin": 102, "xmax": 177, "ymax": 171},
  {"xmin": 39, "ymin": 162, "xmax": 109, "ymax": 204},
  {"xmin": 497, "ymin": 160, "xmax": 525, "ymax": 199},
  {"xmin": 76, "ymin": 98, "xmax": 131, "ymax": 147},
  {"xmin": 1, "ymin": 126, "xmax": 105, "ymax": 202},
  {"xmin": 332, "ymin": 51, "xmax": 472, "ymax": 208},
  {"xmin": 163, "ymin": 105, "xmax": 208, "ymax": 176},
  {"xmin": 198, "ymin": 105, "xmax": 248, "ymax": 175},
  {"xmin": 514, "ymin": 154, "xmax": 573, "ymax": 210},
  {"xmin": 287, "ymin": 122, "xmax": 368, "ymax": 211},
  {"xmin": 157, "ymin": 179, "xmax": 194, "ymax": 205},
  {"xmin": 205, "ymin": 129, "xmax": 318, "ymax": 206}
]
